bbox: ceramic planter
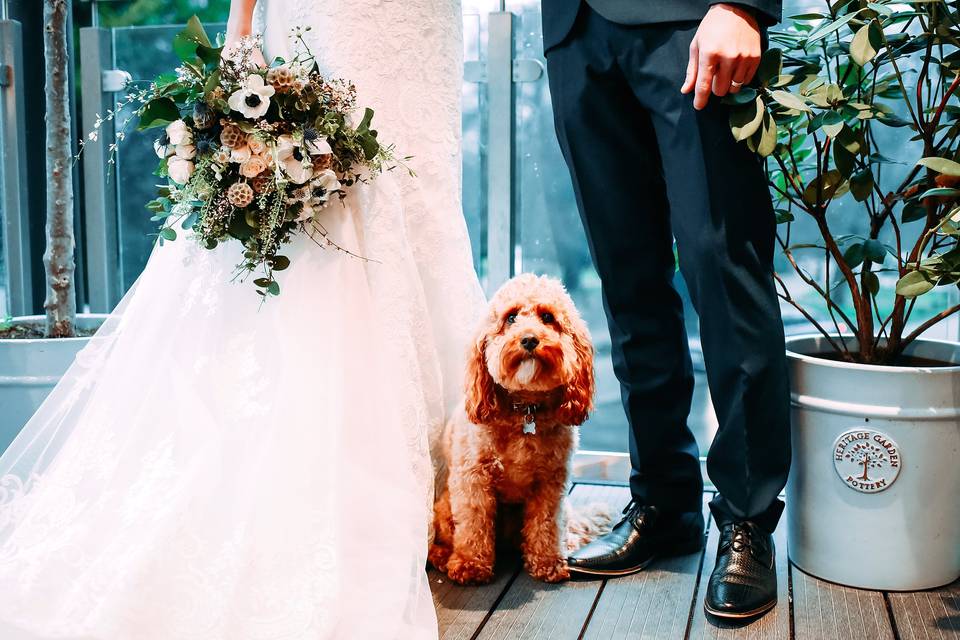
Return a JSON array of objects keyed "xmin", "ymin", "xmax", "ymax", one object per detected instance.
[
  {"xmin": 0, "ymin": 314, "xmax": 108, "ymax": 452},
  {"xmin": 785, "ymin": 334, "xmax": 960, "ymax": 590}
]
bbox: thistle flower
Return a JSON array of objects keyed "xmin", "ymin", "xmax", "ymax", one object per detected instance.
[{"xmin": 193, "ymin": 103, "xmax": 215, "ymax": 130}]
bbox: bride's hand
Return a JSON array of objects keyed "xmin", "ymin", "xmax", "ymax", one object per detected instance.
[{"xmin": 225, "ymin": 0, "xmax": 265, "ymax": 67}]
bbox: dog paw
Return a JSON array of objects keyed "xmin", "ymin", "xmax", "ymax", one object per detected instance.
[
  {"xmin": 445, "ymin": 553, "xmax": 494, "ymax": 585},
  {"xmin": 428, "ymin": 544, "xmax": 452, "ymax": 572},
  {"xmin": 525, "ymin": 555, "xmax": 570, "ymax": 583}
]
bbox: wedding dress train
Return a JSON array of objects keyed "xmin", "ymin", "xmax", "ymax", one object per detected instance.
[{"xmin": 0, "ymin": 0, "xmax": 484, "ymax": 637}]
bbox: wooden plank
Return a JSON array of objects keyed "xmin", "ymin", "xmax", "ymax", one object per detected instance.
[
  {"xmin": 581, "ymin": 494, "xmax": 710, "ymax": 640},
  {"xmin": 476, "ymin": 484, "xmax": 632, "ymax": 640},
  {"xmin": 431, "ymin": 563, "xmax": 520, "ymax": 640},
  {"xmin": 887, "ymin": 579, "xmax": 960, "ymax": 640},
  {"xmin": 791, "ymin": 564, "xmax": 894, "ymax": 640},
  {"xmin": 687, "ymin": 505, "xmax": 790, "ymax": 640}
]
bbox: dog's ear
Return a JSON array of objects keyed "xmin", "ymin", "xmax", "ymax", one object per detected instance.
[
  {"xmin": 557, "ymin": 325, "xmax": 595, "ymax": 426},
  {"xmin": 464, "ymin": 333, "xmax": 500, "ymax": 425}
]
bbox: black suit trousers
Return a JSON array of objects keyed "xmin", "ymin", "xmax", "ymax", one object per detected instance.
[{"xmin": 546, "ymin": 5, "xmax": 791, "ymax": 532}]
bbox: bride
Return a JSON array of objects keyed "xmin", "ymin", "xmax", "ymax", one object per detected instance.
[{"xmin": 0, "ymin": 0, "xmax": 484, "ymax": 638}]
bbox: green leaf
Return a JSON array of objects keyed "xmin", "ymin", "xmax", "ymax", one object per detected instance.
[
  {"xmin": 722, "ymin": 88, "xmax": 759, "ymax": 105},
  {"xmin": 850, "ymin": 167, "xmax": 874, "ymax": 202},
  {"xmin": 356, "ymin": 107, "xmax": 375, "ymax": 133},
  {"xmin": 834, "ymin": 142, "xmax": 855, "ymax": 178},
  {"xmin": 850, "ymin": 21, "xmax": 880, "ymax": 66},
  {"xmin": 173, "ymin": 15, "xmax": 212, "ymax": 62},
  {"xmin": 918, "ymin": 157, "xmax": 960, "ymax": 177},
  {"xmin": 802, "ymin": 169, "xmax": 845, "ymax": 205},
  {"xmin": 821, "ymin": 111, "xmax": 845, "ymax": 138},
  {"xmin": 863, "ymin": 238, "xmax": 886, "ymax": 263},
  {"xmin": 267, "ymin": 281, "xmax": 281, "ymax": 296},
  {"xmin": 901, "ymin": 201, "xmax": 927, "ymax": 223},
  {"xmin": 774, "ymin": 209, "xmax": 795, "ymax": 224},
  {"xmin": 769, "ymin": 89, "xmax": 811, "ymax": 113},
  {"xmin": 137, "ymin": 98, "xmax": 180, "ymax": 131},
  {"xmin": 755, "ymin": 110, "xmax": 777, "ymax": 157},
  {"xmin": 253, "ymin": 277, "xmax": 273, "ymax": 288},
  {"xmin": 160, "ymin": 227, "xmax": 177, "ymax": 241},
  {"xmin": 896, "ymin": 270, "xmax": 936, "ymax": 297},
  {"xmin": 270, "ymin": 255, "xmax": 291, "ymax": 271},
  {"xmin": 756, "ymin": 49, "xmax": 783, "ymax": 86},
  {"xmin": 805, "ymin": 9, "xmax": 863, "ymax": 45},
  {"xmin": 864, "ymin": 270, "xmax": 880, "ymax": 297},
  {"xmin": 843, "ymin": 242, "xmax": 864, "ymax": 268},
  {"xmin": 730, "ymin": 96, "xmax": 764, "ymax": 141},
  {"xmin": 919, "ymin": 187, "xmax": 960, "ymax": 200}
]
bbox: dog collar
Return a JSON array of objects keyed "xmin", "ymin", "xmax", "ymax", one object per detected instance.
[{"xmin": 511, "ymin": 402, "xmax": 541, "ymax": 435}]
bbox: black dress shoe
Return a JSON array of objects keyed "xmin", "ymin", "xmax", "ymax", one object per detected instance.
[
  {"xmin": 567, "ymin": 502, "xmax": 704, "ymax": 577},
  {"xmin": 704, "ymin": 521, "xmax": 777, "ymax": 619}
]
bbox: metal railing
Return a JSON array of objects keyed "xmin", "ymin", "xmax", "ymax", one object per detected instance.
[{"xmin": 0, "ymin": 13, "xmax": 32, "ymax": 317}]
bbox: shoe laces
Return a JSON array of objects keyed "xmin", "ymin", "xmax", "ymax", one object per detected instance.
[{"xmin": 730, "ymin": 522, "xmax": 753, "ymax": 553}]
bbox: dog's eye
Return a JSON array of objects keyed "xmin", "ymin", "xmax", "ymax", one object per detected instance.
[
  {"xmin": 540, "ymin": 312, "xmax": 555, "ymax": 324},
  {"xmin": 506, "ymin": 312, "xmax": 518, "ymax": 324}
]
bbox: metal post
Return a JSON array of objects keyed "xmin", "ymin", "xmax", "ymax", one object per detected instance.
[
  {"xmin": 0, "ymin": 19, "xmax": 32, "ymax": 317},
  {"xmin": 79, "ymin": 27, "xmax": 121, "ymax": 311},
  {"xmin": 485, "ymin": 11, "xmax": 516, "ymax": 294}
]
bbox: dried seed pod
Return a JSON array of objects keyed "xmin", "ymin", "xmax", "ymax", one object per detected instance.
[
  {"xmin": 220, "ymin": 124, "xmax": 246, "ymax": 149},
  {"xmin": 227, "ymin": 181, "xmax": 255, "ymax": 208},
  {"xmin": 266, "ymin": 66, "xmax": 296, "ymax": 90}
]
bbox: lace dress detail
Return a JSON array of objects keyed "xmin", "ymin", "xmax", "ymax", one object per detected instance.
[{"xmin": 0, "ymin": 1, "xmax": 484, "ymax": 638}]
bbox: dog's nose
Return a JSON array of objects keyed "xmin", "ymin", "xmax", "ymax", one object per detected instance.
[{"xmin": 520, "ymin": 335, "xmax": 539, "ymax": 352}]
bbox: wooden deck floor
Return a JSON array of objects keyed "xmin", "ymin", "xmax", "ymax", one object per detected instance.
[{"xmin": 429, "ymin": 483, "xmax": 960, "ymax": 640}]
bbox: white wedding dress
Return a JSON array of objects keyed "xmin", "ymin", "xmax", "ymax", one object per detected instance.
[{"xmin": 0, "ymin": 0, "xmax": 484, "ymax": 638}]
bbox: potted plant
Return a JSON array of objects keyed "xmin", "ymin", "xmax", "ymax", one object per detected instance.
[
  {"xmin": 0, "ymin": 0, "xmax": 106, "ymax": 451},
  {"xmin": 725, "ymin": 0, "xmax": 960, "ymax": 590}
]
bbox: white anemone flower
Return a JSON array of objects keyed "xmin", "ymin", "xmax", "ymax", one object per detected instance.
[
  {"xmin": 276, "ymin": 134, "xmax": 313, "ymax": 184},
  {"xmin": 314, "ymin": 169, "xmax": 341, "ymax": 195},
  {"xmin": 167, "ymin": 156, "xmax": 194, "ymax": 184},
  {"xmin": 227, "ymin": 74, "xmax": 275, "ymax": 120},
  {"xmin": 304, "ymin": 134, "xmax": 332, "ymax": 156},
  {"xmin": 165, "ymin": 119, "xmax": 192, "ymax": 146},
  {"xmin": 154, "ymin": 139, "xmax": 174, "ymax": 159}
]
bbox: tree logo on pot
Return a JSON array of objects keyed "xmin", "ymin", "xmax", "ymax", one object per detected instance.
[{"xmin": 833, "ymin": 429, "xmax": 901, "ymax": 493}]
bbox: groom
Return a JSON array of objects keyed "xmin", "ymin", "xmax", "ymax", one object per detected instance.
[{"xmin": 541, "ymin": 0, "xmax": 789, "ymax": 620}]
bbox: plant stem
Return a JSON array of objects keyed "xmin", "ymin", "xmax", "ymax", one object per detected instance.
[{"xmin": 43, "ymin": 0, "xmax": 76, "ymax": 338}]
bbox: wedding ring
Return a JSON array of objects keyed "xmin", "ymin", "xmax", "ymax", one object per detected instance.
[{"xmin": 731, "ymin": 80, "xmax": 744, "ymax": 88}]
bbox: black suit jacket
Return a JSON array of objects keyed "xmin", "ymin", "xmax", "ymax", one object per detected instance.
[{"xmin": 541, "ymin": 0, "xmax": 781, "ymax": 52}]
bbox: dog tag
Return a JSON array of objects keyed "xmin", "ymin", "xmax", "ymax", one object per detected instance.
[{"xmin": 523, "ymin": 415, "xmax": 537, "ymax": 435}]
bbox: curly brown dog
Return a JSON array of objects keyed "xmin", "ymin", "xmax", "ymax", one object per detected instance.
[{"xmin": 430, "ymin": 274, "xmax": 611, "ymax": 584}]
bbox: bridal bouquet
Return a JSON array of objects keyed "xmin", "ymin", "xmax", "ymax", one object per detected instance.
[{"xmin": 128, "ymin": 18, "xmax": 394, "ymax": 297}]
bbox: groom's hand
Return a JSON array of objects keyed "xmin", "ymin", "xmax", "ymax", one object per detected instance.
[{"xmin": 681, "ymin": 3, "xmax": 761, "ymax": 110}]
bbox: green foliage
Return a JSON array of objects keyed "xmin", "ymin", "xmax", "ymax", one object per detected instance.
[{"xmin": 726, "ymin": 0, "xmax": 960, "ymax": 363}]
